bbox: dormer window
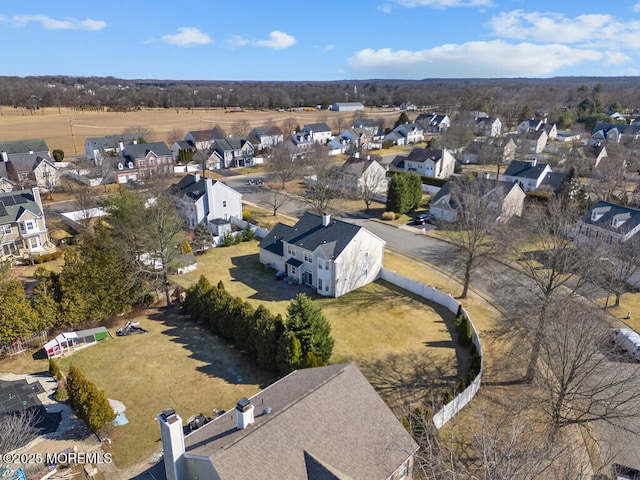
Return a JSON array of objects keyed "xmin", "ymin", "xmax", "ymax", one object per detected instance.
[{"xmin": 118, "ymin": 163, "xmax": 123, "ymax": 170}]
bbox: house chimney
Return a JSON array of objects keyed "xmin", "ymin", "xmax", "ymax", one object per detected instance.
[
  {"xmin": 158, "ymin": 408, "xmax": 185, "ymax": 480},
  {"xmin": 133, "ymin": 139, "xmax": 138, "ymax": 144},
  {"xmin": 194, "ymin": 173, "xmax": 201, "ymax": 183},
  {"xmin": 531, "ymin": 158, "xmax": 537, "ymax": 167},
  {"xmin": 236, "ymin": 398, "xmax": 254, "ymax": 430},
  {"xmin": 1, "ymin": 151, "xmax": 7, "ymax": 162},
  {"xmin": 28, "ymin": 150, "xmax": 34, "ymax": 154},
  {"xmin": 32, "ymin": 187, "xmax": 43, "ymax": 210},
  {"xmin": 354, "ymin": 152, "xmax": 360, "ymax": 159},
  {"xmin": 322, "ymin": 213, "xmax": 331, "ymax": 227},
  {"xmin": 119, "ymin": 141, "xmax": 124, "ymax": 151},
  {"xmin": 484, "ymin": 172, "xmax": 490, "ymax": 179}
]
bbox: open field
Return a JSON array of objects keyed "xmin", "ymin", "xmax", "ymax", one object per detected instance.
[{"xmin": 0, "ymin": 106, "xmax": 409, "ymax": 156}]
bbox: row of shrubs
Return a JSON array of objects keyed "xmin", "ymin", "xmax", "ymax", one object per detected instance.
[
  {"xmin": 31, "ymin": 250, "xmax": 64, "ymax": 264},
  {"xmin": 49, "ymin": 359, "xmax": 114, "ymax": 431},
  {"xmin": 184, "ymin": 277, "xmax": 331, "ymax": 375}
]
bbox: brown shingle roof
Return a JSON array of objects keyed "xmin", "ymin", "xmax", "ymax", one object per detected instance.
[{"xmin": 182, "ymin": 363, "xmax": 417, "ymax": 479}]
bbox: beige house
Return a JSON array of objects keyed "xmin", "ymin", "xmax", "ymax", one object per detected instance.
[
  {"xmin": 338, "ymin": 154, "xmax": 388, "ymax": 198},
  {"xmin": 430, "ymin": 177, "xmax": 526, "ymax": 223},
  {"xmin": 390, "ymin": 147, "xmax": 456, "ymax": 179},
  {"xmin": 155, "ymin": 363, "xmax": 418, "ymax": 480},
  {"xmin": 259, "ymin": 213, "xmax": 385, "ymax": 297},
  {"xmin": 0, "ymin": 187, "xmax": 56, "ymax": 260}
]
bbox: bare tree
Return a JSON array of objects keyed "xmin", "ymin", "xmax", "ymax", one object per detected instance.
[
  {"xmin": 166, "ymin": 127, "xmax": 185, "ymax": 145},
  {"xmin": 266, "ymin": 143, "xmax": 299, "ymax": 189},
  {"xmin": 441, "ymin": 176, "xmax": 503, "ymax": 298},
  {"xmin": 588, "ymin": 143, "xmax": 629, "ymax": 202},
  {"xmin": 262, "ymin": 181, "xmax": 289, "ymax": 216},
  {"xmin": 0, "ymin": 408, "xmax": 39, "ymax": 462},
  {"xmin": 68, "ymin": 181, "xmax": 98, "ymax": 232},
  {"xmin": 230, "ymin": 119, "xmax": 251, "ymax": 138},
  {"xmin": 123, "ymin": 125, "xmax": 155, "ymax": 144},
  {"xmin": 357, "ymin": 157, "xmax": 387, "ymax": 211},
  {"xmin": 281, "ymin": 117, "xmax": 298, "ymax": 136},
  {"xmin": 507, "ymin": 197, "xmax": 591, "ymax": 382},
  {"xmin": 304, "ymin": 144, "xmax": 342, "ymax": 214},
  {"xmin": 535, "ymin": 295, "xmax": 640, "ymax": 435}
]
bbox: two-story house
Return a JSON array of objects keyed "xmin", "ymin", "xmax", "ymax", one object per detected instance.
[
  {"xmin": 301, "ymin": 123, "xmax": 333, "ymax": 144},
  {"xmin": 248, "ymin": 126, "xmax": 284, "ymax": 152},
  {"xmin": 4, "ymin": 152, "xmax": 60, "ymax": 191},
  {"xmin": 153, "ymin": 363, "xmax": 418, "ymax": 480},
  {"xmin": 461, "ymin": 137, "xmax": 516, "ymax": 165},
  {"xmin": 589, "ymin": 122, "xmax": 640, "ymax": 146},
  {"xmin": 392, "ymin": 122, "xmax": 424, "ymax": 144},
  {"xmin": 429, "ymin": 177, "xmax": 526, "ymax": 223},
  {"xmin": 185, "ymin": 128, "xmax": 225, "ymax": 151},
  {"xmin": 117, "ymin": 142, "xmax": 175, "ymax": 183},
  {"xmin": 390, "ymin": 147, "xmax": 456, "ymax": 179},
  {"xmin": 0, "ymin": 187, "xmax": 55, "ymax": 260},
  {"xmin": 474, "ymin": 117, "xmax": 502, "ymax": 137},
  {"xmin": 501, "ymin": 158, "xmax": 553, "ymax": 191},
  {"xmin": 212, "ymin": 138, "xmax": 255, "ymax": 168},
  {"xmin": 415, "ymin": 113, "xmax": 451, "ymax": 133},
  {"xmin": 170, "ymin": 173, "xmax": 242, "ymax": 233},
  {"xmin": 259, "ymin": 213, "xmax": 385, "ymax": 297},
  {"xmin": 338, "ymin": 155, "xmax": 388, "ymax": 198},
  {"xmin": 85, "ymin": 134, "xmax": 138, "ymax": 166},
  {"xmin": 572, "ymin": 201, "xmax": 640, "ymax": 248},
  {"xmin": 517, "ymin": 118, "xmax": 557, "ymax": 140}
]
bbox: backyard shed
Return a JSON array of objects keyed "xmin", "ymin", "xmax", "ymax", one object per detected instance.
[{"xmin": 43, "ymin": 327, "xmax": 109, "ymax": 358}]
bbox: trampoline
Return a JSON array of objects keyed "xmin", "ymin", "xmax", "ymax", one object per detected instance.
[{"xmin": 0, "ymin": 379, "xmax": 61, "ymax": 436}]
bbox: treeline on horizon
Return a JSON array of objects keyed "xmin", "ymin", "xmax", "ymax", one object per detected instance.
[{"xmin": 2, "ymin": 75, "xmax": 640, "ymax": 120}]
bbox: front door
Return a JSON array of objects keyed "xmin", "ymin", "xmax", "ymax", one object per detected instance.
[{"xmin": 304, "ymin": 271, "xmax": 313, "ymax": 286}]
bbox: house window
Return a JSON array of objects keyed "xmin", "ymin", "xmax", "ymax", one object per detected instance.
[
  {"xmin": 28, "ymin": 237, "xmax": 40, "ymax": 249},
  {"xmin": 24, "ymin": 220, "xmax": 36, "ymax": 231},
  {"xmin": 290, "ymin": 267, "xmax": 296, "ymax": 276},
  {"xmin": 139, "ymin": 160, "xmax": 146, "ymax": 167},
  {"xmin": 304, "ymin": 251, "xmax": 312, "ymax": 263},
  {"xmin": 1, "ymin": 242, "xmax": 17, "ymax": 256},
  {"xmin": 398, "ymin": 459, "xmax": 409, "ymax": 479},
  {"xmin": 287, "ymin": 245, "xmax": 295, "ymax": 256},
  {"xmin": 0, "ymin": 224, "xmax": 11, "ymax": 235},
  {"xmin": 318, "ymin": 279, "xmax": 323, "ymax": 290},
  {"xmin": 223, "ymin": 200, "xmax": 227, "ymax": 207}
]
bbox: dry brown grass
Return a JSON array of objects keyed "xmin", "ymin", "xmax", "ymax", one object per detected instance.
[{"xmin": 0, "ymin": 106, "xmax": 408, "ymax": 156}]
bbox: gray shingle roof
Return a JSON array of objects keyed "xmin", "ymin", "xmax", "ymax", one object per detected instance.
[
  {"xmin": 182, "ymin": 363, "xmax": 417, "ymax": 480},
  {"xmin": 503, "ymin": 160, "xmax": 549, "ymax": 179},
  {"xmin": 187, "ymin": 129, "xmax": 225, "ymax": 142},
  {"xmin": 582, "ymin": 201, "xmax": 640, "ymax": 236},
  {"xmin": 259, "ymin": 212, "xmax": 362, "ymax": 260},
  {"xmin": 0, "ymin": 139, "xmax": 49, "ymax": 154},
  {"xmin": 0, "ymin": 189, "xmax": 42, "ymax": 224},
  {"xmin": 170, "ymin": 173, "xmax": 217, "ymax": 201},
  {"xmin": 122, "ymin": 142, "xmax": 172, "ymax": 160},
  {"xmin": 303, "ymin": 123, "xmax": 332, "ymax": 133},
  {"xmin": 85, "ymin": 134, "xmax": 138, "ymax": 151}
]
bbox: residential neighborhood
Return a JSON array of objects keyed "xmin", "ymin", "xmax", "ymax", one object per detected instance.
[{"xmin": 2, "ymin": 75, "xmax": 640, "ymax": 480}]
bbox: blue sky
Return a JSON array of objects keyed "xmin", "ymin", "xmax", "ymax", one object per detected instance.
[{"xmin": 2, "ymin": 0, "xmax": 640, "ymax": 81}]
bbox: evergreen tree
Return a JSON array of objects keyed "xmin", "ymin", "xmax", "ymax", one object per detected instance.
[
  {"xmin": 0, "ymin": 280, "xmax": 40, "ymax": 343},
  {"xmin": 286, "ymin": 294, "xmax": 334, "ymax": 363},
  {"xmin": 387, "ymin": 172, "xmax": 421, "ymax": 215},
  {"xmin": 276, "ymin": 331, "xmax": 301, "ymax": 374},
  {"xmin": 30, "ymin": 268, "xmax": 61, "ymax": 328},
  {"xmin": 67, "ymin": 365, "xmax": 115, "ymax": 431},
  {"xmin": 184, "ymin": 275, "xmax": 214, "ymax": 321},
  {"xmin": 394, "ymin": 112, "xmax": 409, "ymax": 128},
  {"xmin": 191, "ymin": 222, "xmax": 214, "ymax": 253}
]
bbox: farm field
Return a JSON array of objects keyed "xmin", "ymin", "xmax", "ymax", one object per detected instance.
[{"xmin": 0, "ymin": 106, "xmax": 407, "ymax": 156}]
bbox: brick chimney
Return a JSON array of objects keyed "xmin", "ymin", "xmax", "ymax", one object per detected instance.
[
  {"xmin": 158, "ymin": 408, "xmax": 185, "ymax": 480},
  {"xmin": 236, "ymin": 398, "xmax": 254, "ymax": 430}
]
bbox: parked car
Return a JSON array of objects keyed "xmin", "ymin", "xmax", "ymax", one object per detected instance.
[
  {"xmin": 610, "ymin": 327, "xmax": 640, "ymax": 361},
  {"xmin": 414, "ymin": 214, "xmax": 429, "ymax": 225}
]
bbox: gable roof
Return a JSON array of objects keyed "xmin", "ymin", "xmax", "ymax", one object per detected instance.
[
  {"xmin": 215, "ymin": 137, "xmax": 252, "ymax": 151},
  {"xmin": 180, "ymin": 363, "xmax": 417, "ymax": 479},
  {"xmin": 0, "ymin": 189, "xmax": 42, "ymax": 224},
  {"xmin": 7, "ymin": 153, "xmax": 51, "ymax": 174},
  {"xmin": 303, "ymin": 123, "xmax": 332, "ymax": 133},
  {"xmin": 186, "ymin": 128, "xmax": 225, "ymax": 142},
  {"xmin": 431, "ymin": 177, "xmax": 520, "ymax": 208},
  {"xmin": 391, "ymin": 147, "xmax": 444, "ymax": 169},
  {"xmin": 85, "ymin": 134, "xmax": 138, "ymax": 151},
  {"xmin": 0, "ymin": 139, "xmax": 49, "ymax": 155},
  {"xmin": 251, "ymin": 125, "xmax": 283, "ymax": 137},
  {"xmin": 539, "ymin": 171, "xmax": 568, "ymax": 192},
  {"xmin": 503, "ymin": 160, "xmax": 550, "ymax": 179},
  {"xmin": 122, "ymin": 142, "xmax": 172, "ymax": 160},
  {"xmin": 338, "ymin": 156, "xmax": 383, "ymax": 177},
  {"xmin": 259, "ymin": 212, "xmax": 366, "ymax": 260},
  {"xmin": 581, "ymin": 201, "xmax": 640, "ymax": 236},
  {"xmin": 170, "ymin": 173, "xmax": 215, "ymax": 201}
]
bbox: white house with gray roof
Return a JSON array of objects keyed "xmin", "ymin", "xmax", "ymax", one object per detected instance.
[
  {"xmin": 390, "ymin": 147, "xmax": 456, "ymax": 179},
  {"xmin": 84, "ymin": 134, "xmax": 138, "ymax": 166},
  {"xmin": 169, "ymin": 173, "xmax": 242, "ymax": 232},
  {"xmin": 0, "ymin": 187, "xmax": 55, "ymax": 260},
  {"xmin": 501, "ymin": 158, "xmax": 552, "ymax": 191},
  {"xmin": 259, "ymin": 212, "xmax": 385, "ymax": 297},
  {"xmin": 301, "ymin": 123, "xmax": 333, "ymax": 144},
  {"xmin": 153, "ymin": 363, "xmax": 418, "ymax": 480}
]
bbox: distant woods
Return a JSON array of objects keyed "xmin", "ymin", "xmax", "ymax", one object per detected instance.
[{"xmin": 3, "ymin": 76, "xmax": 640, "ymax": 131}]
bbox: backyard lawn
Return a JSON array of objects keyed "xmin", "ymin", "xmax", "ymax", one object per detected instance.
[{"xmin": 1, "ymin": 238, "xmax": 472, "ymax": 468}]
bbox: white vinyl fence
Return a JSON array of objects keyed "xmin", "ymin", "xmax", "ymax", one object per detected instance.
[{"xmin": 380, "ymin": 268, "xmax": 483, "ymax": 429}]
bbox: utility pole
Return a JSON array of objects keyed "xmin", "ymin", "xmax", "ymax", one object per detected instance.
[{"xmin": 69, "ymin": 121, "xmax": 78, "ymax": 154}]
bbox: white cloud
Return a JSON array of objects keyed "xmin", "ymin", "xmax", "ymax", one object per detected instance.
[
  {"xmin": 347, "ymin": 41, "xmax": 619, "ymax": 78},
  {"xmin": 9, "ymin": 14, "xmax": 106, "ymax": 30},
  {"xmin": 253, "ymin": 31, "xmax": 297, "ymax": 50},
  {"xmin": 324, "ymin": 44, "xmax": 335, "ymax": 52},
  {"xmin": 378, "ymin": 4, "xmax": 393, "ymax": 13},
  {"xmin": 634, "ymin": 3, "xmax": 640, "ymax": 13},
  {"xmin": 162, "ymin": 27, "xmax": 211, "ymax": 46},
  {"xmin": 391, "ymin": 0, "xmax": 491, "ymax": 7},
  {"xmin": 226, "ymin": 34, "xmax": 250, "ymax": 49},
  {"xmin": 488, "ymin": 10, "xmax": 640, "ymax": 49}
]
